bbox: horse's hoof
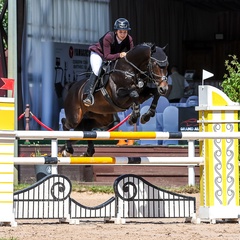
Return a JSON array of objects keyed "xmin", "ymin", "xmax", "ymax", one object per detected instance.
[
  {"xmin": 128, "ymin": 116, "xmax": 138, "ymax": 125},
  {"xmin": 129, "ymin": 119, "xmax": 137, "ymax": 125},
  {"xmin": 141, "ymin": 115, "xmax": 149, "ymax": 124},
  {"xmin": 128, "ymin": 119, "xmax": 134, "ymax": 125},
  {"xmin": 79, "ymin": 152, "xmax": 93, "ymax": 157},
  {"xmin": 60, "ymin": 145, "xmax": 74, "ymax": 157},
  {"xmin": 61, "ymin": 150, "xmax": 72, "ymax": 157}
]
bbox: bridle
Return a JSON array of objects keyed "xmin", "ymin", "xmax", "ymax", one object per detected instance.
[
  {"xmin": 150, "ymin": 56, "xmax": 168, "ymax": 78},
  {"xmin": 123, "ymin": 54, "xmax": 168, "ymax": 82},
  {"xmin": 146, "ymin": 56, "xmax": 168, "ymax": 85},
  {"xmin": 109, "ymin": 47, "xmax": 168, "ymax": 87}
]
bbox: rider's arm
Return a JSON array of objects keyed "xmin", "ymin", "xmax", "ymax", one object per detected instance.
[
  {"xmin": 102, "ymin": 33, "xmax": 121, "ymax": 61},
  {"xmin": 129, "ymin": 35, "xmax": 134, "ymax": 49}
]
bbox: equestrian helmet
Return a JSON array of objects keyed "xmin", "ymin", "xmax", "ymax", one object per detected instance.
[{"xmin": 114, "ymin": 18, "xmax": 131, "ymax": 30}]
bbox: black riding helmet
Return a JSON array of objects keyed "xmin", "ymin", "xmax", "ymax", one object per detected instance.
[{"xmin": 114, "ymin": 18, "xmax": 131, "ymax": 30}]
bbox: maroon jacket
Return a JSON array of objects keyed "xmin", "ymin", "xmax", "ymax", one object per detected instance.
[{"xmin": 89, "ymin": 31, "xmax": 134, "ymax": 61}]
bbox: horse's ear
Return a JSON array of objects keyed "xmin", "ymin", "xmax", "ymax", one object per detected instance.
[
  {"xmin": 151, "ymin": 43, "xmax": 156, "ymax": 54},
  {"xmin": 162, "ymin": 44, "xmax": 168, "ymax": 51}
]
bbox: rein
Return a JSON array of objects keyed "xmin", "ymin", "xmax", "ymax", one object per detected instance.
[
  {"xmin": 123, "ymin": 54, "xmax": 168, "ymax": 83},
  {"xmin": 110, "ymin": 59, "xmax": 135, "ymax": 79},
  {"xmin": 123, "ymin": 55, "xmax": 147, "ymax": 76},
  {"xmin": 123, "ymin": 55, "xmax": 158, "ymax": 83},
  {"xmin": 98, "ymin": 46, "xmax": 168, "ymax": 111},
  {"xmin": 107, "ymin": 51, "xmax": 168, "ymax": 85},
  {"xmin": 98, "ymin": 55, "xmax": 150, "ymax": 112}
]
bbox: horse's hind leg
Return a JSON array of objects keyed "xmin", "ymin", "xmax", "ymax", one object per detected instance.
[
  {"xmin": 74, "ymin": 118, "xmax": 99, "ymax": 157},
  {"xmin": 61, "ymin": 140, "xmax": 75, "ymax": 156},
  {"xmin": 86, "ymin": 140, "xmax": 95, "ymax": 157}
]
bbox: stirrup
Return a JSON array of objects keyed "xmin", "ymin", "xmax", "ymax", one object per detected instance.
[{"xmin": 83, "ymin": 94, "xmax": 94, "ymax": 107}]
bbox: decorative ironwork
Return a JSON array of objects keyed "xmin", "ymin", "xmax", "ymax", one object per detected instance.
[
  {"xmin": 214, "ymin": 124, "xmax": 223, "ymax": 204},
  {"xmin": 14, "ymin": 174, "xmax": 195, "ymax": 222},
  {"xmin": 226, "ymin": 123, "xmax": 235, "ymax": 205}
]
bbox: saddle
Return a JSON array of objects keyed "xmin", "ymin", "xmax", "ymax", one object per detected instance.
[{"xmin": 95, "ymin": 61, "xmax": 112, "ymax": 90}]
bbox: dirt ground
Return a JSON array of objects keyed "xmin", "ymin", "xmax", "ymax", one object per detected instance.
[{"xmin": 1, "ymin": 192, "xmax": 240, "ymax": 240}]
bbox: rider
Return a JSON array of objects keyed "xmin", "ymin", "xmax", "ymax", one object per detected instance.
[{"xmin": 83, "ymin": 18, "xmax": 134, "ymax": 107}]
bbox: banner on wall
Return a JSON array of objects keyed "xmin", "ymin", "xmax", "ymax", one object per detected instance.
[
  {"xmin": 54, "ymin": 43, "xmax": 90, "ymax": 97},
  {"xmin": 40, "ymin": 42, "xmax": 90, "ymax": 130}
]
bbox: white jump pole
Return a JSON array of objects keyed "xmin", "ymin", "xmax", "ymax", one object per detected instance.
[
  {"xmin": 12, "ymin": 156, "xmax": 204, "ymax": 165},
  {"xmin": 1, "ymin": 130, "xmax": 240, "ymax": 141}
]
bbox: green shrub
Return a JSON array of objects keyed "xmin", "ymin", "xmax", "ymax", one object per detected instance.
[
  {"xmin": 221, "ymin": 55, "xmax": 240, "ymax": 162},
  {"xmin": 221, "ymin": 55, "xmax": 240, "ymax": 103}
]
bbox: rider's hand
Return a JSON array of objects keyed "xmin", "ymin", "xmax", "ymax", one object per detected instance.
[{"xmin": 120, "ymin": 52, "xmax": 126, "ymax": 58}]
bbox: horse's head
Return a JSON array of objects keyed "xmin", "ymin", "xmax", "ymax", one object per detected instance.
[{"xmin": 148, "ymin": 46, "xmax": 169, "ymax": 95}]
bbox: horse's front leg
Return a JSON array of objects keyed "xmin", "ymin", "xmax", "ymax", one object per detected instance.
[
  {"xmin": 140, "ymin": 95, "xmax": 160, "ymax": 124},
  {"xmin": 128, "ymin": 102, "xmax": 140, "ymax": 125}
]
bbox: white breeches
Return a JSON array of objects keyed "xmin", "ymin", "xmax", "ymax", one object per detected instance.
[{"xmin": 90, "ymin": 51, "xmax": 102, "ymax": 76}]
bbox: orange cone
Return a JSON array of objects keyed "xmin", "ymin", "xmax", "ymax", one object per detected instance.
[
  {"xmin": 127, "ymin": 140, "xmax": 135, "ymax": 145},
  {"xmin": 116, "ymin": 130, "xmax": 127, "ymax": 145},
  {"xmin": 117, "ymin": 139, "xmax": 127, "ymax": 145}
]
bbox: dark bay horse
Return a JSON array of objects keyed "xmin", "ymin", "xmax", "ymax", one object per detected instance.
[
  {"xmin": 127, "ymin": 46, "xmax": 169, "ymax": 125},
  {"xmin": 61, "ymin": 43, "xmax": 168, "ymax": 156}
]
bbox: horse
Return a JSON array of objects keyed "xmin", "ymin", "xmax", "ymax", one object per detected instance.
[
  {"xmin": 127, "ymin": 45, "xmax": 169, "ymax": 125},
  {"xmin": 61, "ymin": 43, "xmax": 168, "ymax": 157}
]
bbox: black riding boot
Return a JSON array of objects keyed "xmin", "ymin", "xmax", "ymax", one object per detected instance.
[{"xmin": 83, "ymin": 73, "xmax": 98, "ymax": 107}]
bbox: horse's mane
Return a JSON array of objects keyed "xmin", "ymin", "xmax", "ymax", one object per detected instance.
[
  {"xmin": 134, "ymin": 43, "xmax": 168, "ymax": 66},
  {"xmin": 140, "ymin": 42, "xmax": 156, "ymax": 54},
  {"xmin": 128, "ymin": 42, "xmax": 156, "ymax": 57}
]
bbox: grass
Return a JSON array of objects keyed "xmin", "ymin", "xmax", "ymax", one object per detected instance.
[
  {"xmin": 165, "ymin": 184, "xmax": 200, "ymax": 194},
  {"xmin": 14, "ymin": 183, "xmax": 32, "ymax": 191},
  {"xmin": 15, "ymin": 182, "xmax": 200, "ymax": 194},
  {"xmin": 71, "ymin": 182, "xmax": 114, "ymax": 194}
]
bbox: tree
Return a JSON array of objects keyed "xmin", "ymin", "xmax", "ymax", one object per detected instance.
[{"xmin": 0, "ymin": 0, "xmax": 8, "ymax": 48}]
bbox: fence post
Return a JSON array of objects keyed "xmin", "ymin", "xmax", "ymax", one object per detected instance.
[
  {"xmin": 23, "ymin": 104, "xmax": 58, "ymax": 179},
  {"xmin": 24, "ymin": 104, "xmax": 30, "ymax": 143},
  {"xmin": 196, "ymin": 85, "xmax": 240, "ymax": 223},
  {"xmin": 0, "ymin": 97, "xmax": 16, "ymax": 226},
  {"xmin": 51, "ymin": 139, "xmax": 58, "ymax": 174}
]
